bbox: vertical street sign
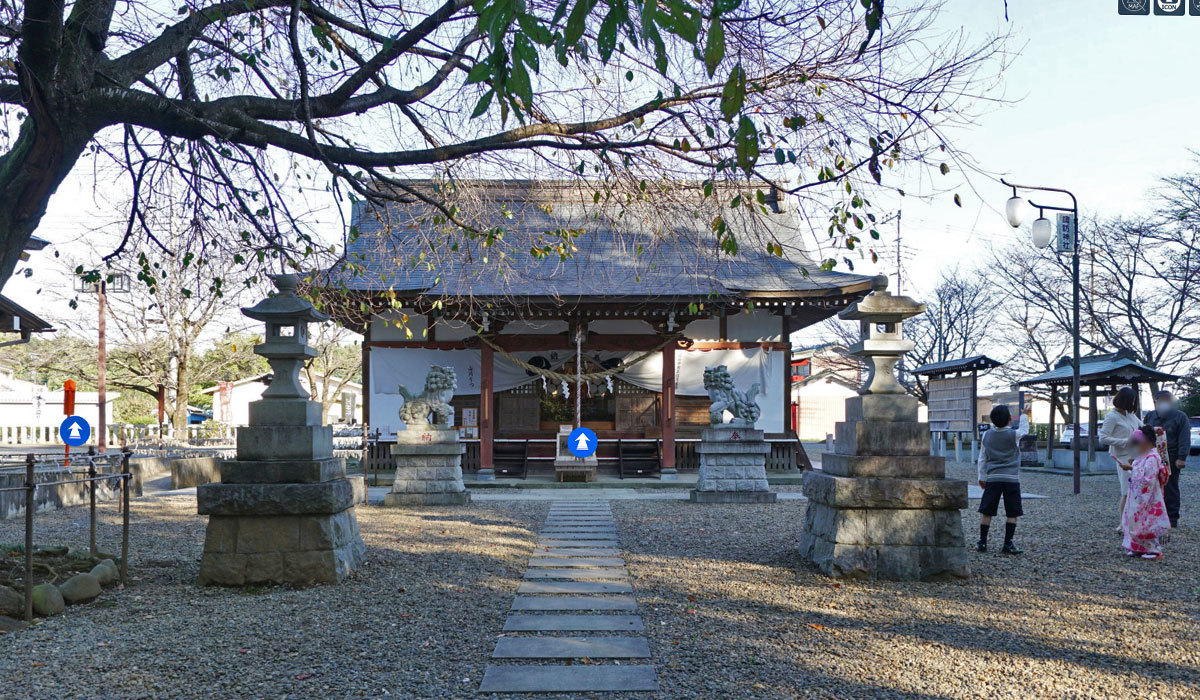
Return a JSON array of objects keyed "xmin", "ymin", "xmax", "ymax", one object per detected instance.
[{"xmin": 1056, "ymin": 213, "xmax": 1076, "ymax": 253}]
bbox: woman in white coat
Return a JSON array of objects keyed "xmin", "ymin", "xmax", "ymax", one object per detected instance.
[{"xmin": 1098, "ymin": 387, "xmax": 1142, "ymax": 530}]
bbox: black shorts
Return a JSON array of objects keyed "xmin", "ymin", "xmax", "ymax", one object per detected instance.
[{"xmin": 978, "ymin": 481, "xmax": 1023, "ymax": 518}]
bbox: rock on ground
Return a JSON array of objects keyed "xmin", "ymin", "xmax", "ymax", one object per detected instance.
[
  {"xmin": 0, "ymin": 585, "xmax": 21, "ymax": 617},
  {"xmin": 58, "ymin": 574, "xmax": 101, "ymax": 604},
  {"xmin": 31, "ymin": 584, "xmax": 64, "ymax": 617}
]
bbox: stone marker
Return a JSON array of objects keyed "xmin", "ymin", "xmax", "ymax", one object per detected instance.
[
  {"xmin": 798, "ymin": 276, "xmax": 968, "ymax": 581},
  {"xmin": 527, "ymin": 557, "xmax": 626, "ymax": 567},
  {"xmin": 479, "ymin": 665, "xmax": 659, "ymax": 693},
  {"xmin": 383, "ymin": 366, "xmax": 470, "ymax": 506},
  {"xmin": 502, "ymin": 614, "xmax": 644, "ymax": 632},
  {"xmin": 511, "ymin": 595, "xmax": 638, "ymax": 611},
  {"xmin": 690, "ymin": 365, "xmax": 777, "ymax": 503},
  {"xmin": 492, "ymin": 636, "xmax": 651, "ymax": 659},
  {"xmin": 524, "ymin": 568, "xmax": 629, "ymax": 580},
  {"xmin": 532, "ymin": 548, "xmax": 621, "ymax": 557},
  {"xmin": 197, "ymin": 275, "xmax": 365, "ymax": 586},
  {"xmin": 517, "ymin": 580, "xmax": 634, "ymax": 594},
  {"xmin": 537, "ymin": 539, "xmax": 620, "ymax": 548}
]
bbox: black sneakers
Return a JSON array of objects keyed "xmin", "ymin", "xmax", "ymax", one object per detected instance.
[
  {"xmin": 1001, "ymin": 543, "xmax": 1024, "ymax": 555},
  {"xmin": 976, "ymin": 540, "xmax": 987, "ymax": 553}
]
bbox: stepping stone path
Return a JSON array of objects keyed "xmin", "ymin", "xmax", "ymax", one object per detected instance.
[{"xmin": 479, "ymin": 501, "xmax": 659, "ymax": 694}]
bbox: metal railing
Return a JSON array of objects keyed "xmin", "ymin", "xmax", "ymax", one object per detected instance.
[
  {"xmin": 0, "ymin": 423, "xmax": 235, "ymax": 447},
  {"xmin": 0, "ymin": 447, "xmax": 132, "ymax": 621}
]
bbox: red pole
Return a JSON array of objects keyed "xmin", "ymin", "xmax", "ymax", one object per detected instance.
[{"xmin": 63, "ymin": 380, "xmax": 76, "ymax": 465}]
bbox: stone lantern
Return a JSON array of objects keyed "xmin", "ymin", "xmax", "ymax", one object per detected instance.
[
  {"xmin": 798, "ymin": 276, "xmax": 968, "ymax": 580},
  {"xmin": 197, "ymin": 274, "xmax": 365, "ymax": 586},
  {"xmin": 844, "ymin": 276, "xmax": 920, "ymax": 397},
  {"xmin": 243, "ymin": 274, "xmax": 325, "ymax": 402}
]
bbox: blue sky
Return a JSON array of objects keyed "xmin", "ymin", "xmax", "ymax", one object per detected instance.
[
  {"xmin": 860, "ymin": 0, "xmax": 1200, "ymax": 293},
  {"xmin": 7, "ymin": 1, "xmax": 1200, "ymax": 310}
]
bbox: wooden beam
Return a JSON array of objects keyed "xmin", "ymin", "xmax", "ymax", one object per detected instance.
[
  {"xmin": 480, "ymin": 343, "xmax": 494, "ymax": 472},
  {"xmin": 361, "ymin": 326, "xmax": 371, "ymax": 445},
  {"xmin": 662, "ymin": 339, "xmax": 676, "ymax": 472},
  {"xmin": 781, "ymin": 316, "xmax": 794, "ymax": 435},
  {"xmin": 687, "ymin": 341, "xmax": 792, "ymax": 351}
]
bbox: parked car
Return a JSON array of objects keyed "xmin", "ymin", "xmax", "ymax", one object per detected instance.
[
  {"xmin": 1058, "ymin": 423, "xmax": 1088, "ymax": 447},
  {"xmin": 1191, "ymin": 417, "xmax": 1200, "ymax": 455}
]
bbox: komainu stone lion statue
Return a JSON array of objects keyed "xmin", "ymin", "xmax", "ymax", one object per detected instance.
[
  {"xmin": 398, "ymin": 366, "xmax": 457, "ymax": 428},
  {"xmin": 703, "ymin": 365, "xmax": 761, "ymax": 427}
]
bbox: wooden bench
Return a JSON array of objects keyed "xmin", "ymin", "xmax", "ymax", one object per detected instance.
[
  {"xmin": 617, "ymin": 439, "xmax": 660, "ymax": 479},
  {"xmin": 494, "ymin": 440, "xmax": 530, "ymax": 479}
]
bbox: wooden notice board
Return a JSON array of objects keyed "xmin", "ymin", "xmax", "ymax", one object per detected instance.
[{"xmin": 926, "ymin": 375, "xmax": 976, "ymax": 434}]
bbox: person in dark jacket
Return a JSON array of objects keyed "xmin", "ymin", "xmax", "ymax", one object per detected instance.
[{"xmin": 1144, "ymin": 390, "xmax": 1191, "ymax": 529}]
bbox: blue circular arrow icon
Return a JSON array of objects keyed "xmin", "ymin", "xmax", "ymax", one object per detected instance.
[
  {"xmin": 60, "ymin": 415, "xmax": 91, "ymax": 447},
  {"xmin": 567, "ymin": 426, "xmax": 598, "ymax": 458}
]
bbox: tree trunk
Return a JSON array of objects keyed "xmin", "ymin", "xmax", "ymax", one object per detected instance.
[
  {"xmin": 171, "ymin": 353, "xmax": 189, "ymax": 428},
  {"xmin": 0, "ymin": 90, "xmax": 92, "ymax": 282}
]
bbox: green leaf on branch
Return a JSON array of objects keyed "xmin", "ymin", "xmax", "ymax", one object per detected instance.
[
  {"xmin": 703, "ymin": 16, "xmax": 725, "ymax": 77},
  {"xmin": 720, "ymin": 63, "xmax": 745, "ymax": 121},
  {"xmin": 734, "ymin": 116, "xmax": 759, "ymax": 172}
]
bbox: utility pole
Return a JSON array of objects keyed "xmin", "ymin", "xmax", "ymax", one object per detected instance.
[
  {"xmin": 896, "ymin": 210, "xmax": 903, "ymax": 294},
  {"xmin": 77, "ymin": 271, "xmax": 130, "ymax": 453}
]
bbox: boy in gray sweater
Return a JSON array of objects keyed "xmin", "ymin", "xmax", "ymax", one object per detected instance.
[{"xmin": 976, "ymin": 404, "xmax": 1029, "ymax": 554}]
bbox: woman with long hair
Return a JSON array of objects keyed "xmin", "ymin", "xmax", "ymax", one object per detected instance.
[{"xmin": 1099, "ymin": 387, "xmax": 1141, "ymax": 531}]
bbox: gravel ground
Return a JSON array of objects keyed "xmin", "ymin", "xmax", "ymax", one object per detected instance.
[{"xmin": 1, "ymin": 462, "xmax": 1197, "ymax": 699}]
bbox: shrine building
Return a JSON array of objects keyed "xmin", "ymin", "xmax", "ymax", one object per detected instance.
[{"xmin": 320, "ymin": 180, "xmax": 874, "ymax": 478}]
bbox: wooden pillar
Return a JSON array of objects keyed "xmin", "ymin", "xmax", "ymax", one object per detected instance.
[
  {"xmin": 480, "ymin": 342, "xmax": 494, "ymax": 472},
  {"xmin": 782, "ymin": 316, "xmax": 794, "ymax": 435},
  {"xmin": 1087, "ymin": 386, "xmax": 1098, "ymax": 466},
  {"xmin": 1047, "ymin": 385, "xmax": 1058, "ymax": 465},
  {"xmin": 661, "ymin": 339, "xmax": 676, "ymax": 472},
  {"xmin": 361, "ymin": 326, "xmax": 371, "ymax": 434}
]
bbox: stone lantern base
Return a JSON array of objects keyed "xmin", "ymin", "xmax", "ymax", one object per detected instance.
[
  {"xmin": 798, "ymin": 396, "xmax": 968, "ymax": 580},
  {"xmin": 198, "ymin": 402, "xmax": 366, "ymax": 586},
  {"xmin": 689, "ymin": 426, "xmax": 777, "ymax": 503}
]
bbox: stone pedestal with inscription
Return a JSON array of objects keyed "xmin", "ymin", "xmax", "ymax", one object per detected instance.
[
  {"xmin": 384, "ymin": 427, "xmax": 471, "ymax": 506},
  {"xmin": 690, "ymin": 426, "xmax": 776, "ymax": 503}
]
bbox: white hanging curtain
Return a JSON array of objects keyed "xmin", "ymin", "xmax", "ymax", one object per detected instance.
[{"xmin": 370, "ymin": 346, "xmax": 780, "ymax": 397}]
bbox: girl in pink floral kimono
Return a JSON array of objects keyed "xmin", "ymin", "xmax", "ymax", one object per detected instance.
[{"xmin": 1120, "ymin": 426, "xmax": 1171, "ymax": 559}]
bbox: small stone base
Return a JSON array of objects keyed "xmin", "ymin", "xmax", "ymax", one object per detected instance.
[
  {"xmin": 689, "ymin": 490, "xmax": 777, "ymax": 503},
  {"xmin": 475, "ymin": 468, "xmax": 496, "ymax": 482},
  {"xmin": 659, "ymin": 468, "xmax": 678, "ymax": 482},
  {"xmin": 383, "ymin": 491, "xmax": 471, "ymax": 506}
]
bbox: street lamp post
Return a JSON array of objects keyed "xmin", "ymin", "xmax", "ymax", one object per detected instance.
[{"xmin": 1001, "ymin": 178, "xmax": 1082, "ymax": 495}]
